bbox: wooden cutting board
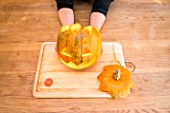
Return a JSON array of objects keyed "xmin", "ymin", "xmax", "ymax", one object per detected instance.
[{"xmin": 33, "ymin": 42, "xmax": 125, "ymax": 98}]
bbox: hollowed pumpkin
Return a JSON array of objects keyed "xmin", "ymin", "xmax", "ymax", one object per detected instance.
[{"xmin": 56, "ymin": 23, "xmax": 102, "ymax": 70}]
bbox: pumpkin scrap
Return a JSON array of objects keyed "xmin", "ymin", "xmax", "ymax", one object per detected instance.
[{"xmin": 97, "ymin": 65, "xmax": 134, "ymax": 98}]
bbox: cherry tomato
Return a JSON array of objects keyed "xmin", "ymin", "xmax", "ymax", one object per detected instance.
[{"xmin": 44, "ymin": 78, "xmax": 53, "ymax": 87}]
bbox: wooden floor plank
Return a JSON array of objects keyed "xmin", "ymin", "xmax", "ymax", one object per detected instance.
[{"xmin": 0, "ymin": 0, "xmax": 170, "ymax": 112}]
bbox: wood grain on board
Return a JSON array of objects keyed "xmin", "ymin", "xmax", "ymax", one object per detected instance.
[{"xmin": 33, "ymin": 42, "xmax": 125, "ymax": 98}]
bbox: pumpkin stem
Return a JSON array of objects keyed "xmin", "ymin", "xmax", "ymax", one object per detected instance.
[{"xmin": 113, "ymin": 68, "xmax": 121, "ymax": 80}]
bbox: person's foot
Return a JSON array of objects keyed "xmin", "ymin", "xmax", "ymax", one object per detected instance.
[
  {"xmin": 90, "ymin": 12, "xmax": 106, "ymax": 31},
  {"xmin": 58, "ymin": 8, "xmax": 74, "ymax": 25}
]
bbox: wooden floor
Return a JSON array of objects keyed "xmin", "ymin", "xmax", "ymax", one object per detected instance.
[{"xmin": 0, "ymin": 0, "xmax": 170, "ymax": 112}]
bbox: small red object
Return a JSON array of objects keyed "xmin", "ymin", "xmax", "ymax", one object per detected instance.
[{"xmin": 44, "ymin": 78, "xmax": 53, "ymax": 87}]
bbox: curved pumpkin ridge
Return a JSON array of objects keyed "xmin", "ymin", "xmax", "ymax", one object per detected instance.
[
  {"xmin": 70, "ymin": 23, "xmax": 82, "ymax": 36},
  {"xmin": 82, "ymin": 26, "xmax": 102, "ymax": 59},
  {"xmin": 60, "ymin": 25, "xmax": 70, "ymax": 32},
  {"xmin": 83, "ymin": 26, "xmax": 93, "ymax": 36},
  {"xmin": 93, "ymin": 27, "xmax": 102, "ymax": 63},
  {"xmin": 109, "ymin": 82, "xmax": 130, "ymax": 98},
  {"xmin": 99, "ymin": 79, "xmax": 114, "ymax": 91},
  {"xmin": 98, "ymin": 71, "xmax": 114, "ymax": 82}
]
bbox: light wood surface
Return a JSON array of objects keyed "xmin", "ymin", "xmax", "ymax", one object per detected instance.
[
  {"xmin": 33, "ymin": 42, "xmax": 125, "ymax": 98},
  {"xmin": 0, "ymin": 0, "xmax": 170, "ymax": 112}
]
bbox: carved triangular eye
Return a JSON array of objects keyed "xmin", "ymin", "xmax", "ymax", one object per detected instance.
[
  {"xmin": 60, "ymin": 48, "xmax": 72, "ymax": 57},
  {"xmin": 82, "ymin": 47, "xmax": 91, "ymax": 57}
]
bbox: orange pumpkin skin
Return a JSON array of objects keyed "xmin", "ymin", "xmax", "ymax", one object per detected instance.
[
  {"xmin": 97, "ymin": 65, "xmax": 134, "ymax": 98},
  {"xmin": 56, "ymin": 23, "xmax": 102, "ymax": 70}
]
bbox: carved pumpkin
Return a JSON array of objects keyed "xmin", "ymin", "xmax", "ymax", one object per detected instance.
[
  {"xmin": 56, "ymin": 23, "xmax": 102, "ymax": 70},
  {"xmin": 97, "ymin": 65, "xmax": 134, "ymax": 98}
]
